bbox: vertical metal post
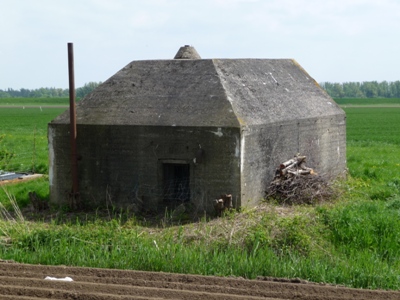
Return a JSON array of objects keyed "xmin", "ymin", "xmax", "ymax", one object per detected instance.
[{"xmin": 68, "ymin": 43, "xmax": 79, "ymax": 207}]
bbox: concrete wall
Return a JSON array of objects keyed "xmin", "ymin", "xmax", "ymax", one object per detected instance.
[
  {"xmin": 49, "ymin": 124, "xmax": 241, "ymax": 214},
  {"xmin": 240, "ymin": 114, "xmax": 346, "ymax": 207}
]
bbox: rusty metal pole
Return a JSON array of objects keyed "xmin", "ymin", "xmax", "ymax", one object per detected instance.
[{"xmin": 68, "ymin": 42, "xmax": 79, "ymax": 208}]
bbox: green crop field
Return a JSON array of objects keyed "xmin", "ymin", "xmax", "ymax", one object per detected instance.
[
  {"xmin": 343, "ymin": 107, "xmax": 400, "ymax": 200},
  {"xmin": 345, "ymin": 107, "xmax": 400, "ymax": 144},
  {"xmin": 335, "ymin": 97, "xmax": 400, "ymax": 106},
  {"xmin": 1, "ymin": 98, "xmax": 400, "ymax": 290},
  {"xmin": 0, "ymin": 97, "xmax": 70, "ymax": 106},
  {"xmin": 0, "ymin": 106, "xmax": 66, "ymax": 172}
]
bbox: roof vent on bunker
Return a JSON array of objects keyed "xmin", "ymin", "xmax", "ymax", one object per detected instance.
[{"xmin": 174, "ymin": 45, "xmax": 201, "ymax": 59}]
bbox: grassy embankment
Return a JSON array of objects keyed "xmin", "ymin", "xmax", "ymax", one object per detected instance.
[{"xmin": 1, "ymin": 98, "xmax": 400, "ymax": 290}]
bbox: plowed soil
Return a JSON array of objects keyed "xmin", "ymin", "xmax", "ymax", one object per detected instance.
[{"xmin": 1, "ymin": 261, "xmax": 399, "ymax": 299}]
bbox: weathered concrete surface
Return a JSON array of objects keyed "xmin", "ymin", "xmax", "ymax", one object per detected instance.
[
  {"xmin": 49, "ymin": 50, "xmax": 346, "ymax": 214},
  {"xmin": 49, "ymin": 124, "xmax": 241, "ymax": 213},
  {"xmin": 52, "ymin": 59, "xmax": 240, "ymax": 128},
  {"xmin": 52, "ymin": 59, "xmax": 341, "ymax": 127},
  {"xmin": 240, "ymin": 116, "xmax": 346, "ymax": 207}
]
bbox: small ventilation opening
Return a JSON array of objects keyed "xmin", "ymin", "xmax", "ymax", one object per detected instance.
[{"xmin": 163, "ymin": 163, "xmax": 190, "ymax": 204}]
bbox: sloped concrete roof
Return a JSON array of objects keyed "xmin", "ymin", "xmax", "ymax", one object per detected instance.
[
  {"xmin": 52, "ymin": 48, "xmax": 343, "ymax": 127},
  {"xmin": 214, "ymin": 59, "xmax": 341, "ymax": 125}
]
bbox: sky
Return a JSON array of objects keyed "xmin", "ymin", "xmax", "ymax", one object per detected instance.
[{"xmin": 1, "ymin": 0, "xmax": 400, "ymax": 89}]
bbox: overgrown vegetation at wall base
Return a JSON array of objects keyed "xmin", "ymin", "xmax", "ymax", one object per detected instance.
[{"xmin": 1, "ymin": 99, "xmax": 400, "ymax": 291}]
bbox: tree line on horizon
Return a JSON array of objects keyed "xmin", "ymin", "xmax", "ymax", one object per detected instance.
[
  {"xmin": 0, "ymin": 82, "xmax": 101, "ymax": 99},
  {"xmin": 1, "ymin": 80, "xmax": 400, "ymax": 99},
  {"xmin": 320, "ymin": 81, "xmax": 400, "ymax": 98}
]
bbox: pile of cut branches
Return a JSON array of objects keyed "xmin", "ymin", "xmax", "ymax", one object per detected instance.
[{"xmin": 265, "ymin": 154, "xmax": 334, "ymax": 205}]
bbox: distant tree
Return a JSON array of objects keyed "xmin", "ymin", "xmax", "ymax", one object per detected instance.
[
  {"xmin": 342, "ymin": 82, "xmax": 364, "ymax": 98},
  {"xmin": 390, "ymin": 81, "xmax": 400, "ymax": 98},
  {"xmin": 378, "ymin": 81, "xmax": 391, "ymax": 98},
  {"xmin": 361, "ymin": 81, "xmax": 378, "ymax": 98},
  {"xmin": 5, "ymin": 88, "xmax": 16, "ymax": 97},
  {"xmin": 76, "ymin": 82, "xmax": 101, "ymax": 98},
  {"xmin": 0, "ymin": 90, "xmax": 10, "ymax": 98},
  {"xmin": 320, "ymin": 80, "xmax": 400, "ymax": 98},
  {"xmin": 0, "ymin": 83, "xmax": 97, "ymax": 98},
  {"xmin": 332, "ymin": 83, "xmax": 345, "ymax": 98},
  {"xmin": 19, "ymin": 88, "xmax": 31, "ymax": 97},
  {"xmin": 320, "ymin": 82, "xmax": 335, "ymax": 96}
]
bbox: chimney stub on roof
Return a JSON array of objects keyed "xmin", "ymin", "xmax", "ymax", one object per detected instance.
[{"xmin": 174, "ymin": 45, "xmax": 201, "ymax": 59}]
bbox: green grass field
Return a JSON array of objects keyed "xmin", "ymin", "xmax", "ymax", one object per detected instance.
[
  {"xmin": 334, "ymin": 97, "xmax": 400, "ymax": 106},
  {"xmin": 345, "ymin": 107, "xmax": 400, "ymax": 144},
  {"xmin": 1, "ymin": 98, "xmax": 400, "ymax": 290},
  {"xmin": 343, "ymin": 107, "xmax": 400, "ymax": 201},
  {"xmin": 0, "ymin": 97, "xmax": 70, "ymax": 106},
  {"xmin": 0, "ymin": 107, "xmax": 66, "ymax": 172}
]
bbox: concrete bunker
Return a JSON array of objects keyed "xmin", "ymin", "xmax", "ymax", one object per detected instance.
[{"xmin": 48, "ymin": 45, "xmax": 346, "ymax": 215}]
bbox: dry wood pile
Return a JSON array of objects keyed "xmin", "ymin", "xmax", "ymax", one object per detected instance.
[
  {"xmin": 277, "ymin": 155, "xmax": 315, "ymax": 177},
  {"xmin": 266, "ymin": 154, "xmax": 334, "ymax": 205}
]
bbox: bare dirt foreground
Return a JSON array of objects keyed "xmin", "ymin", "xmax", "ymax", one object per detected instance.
[{"xmin": 1, "ymin": 261, "xmax": 399, "ymax": 300}]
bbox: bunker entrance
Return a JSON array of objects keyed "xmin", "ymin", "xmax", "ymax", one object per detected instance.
[{"xmin": 162, "ymin": 163, "xmax": 190, "ymax": 204}]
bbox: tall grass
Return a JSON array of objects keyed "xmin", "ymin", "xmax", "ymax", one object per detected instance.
[
  {"xmin": 0, "ymin": 176, "xmax": 49, "ymax": 207},
  {"xmin": 319, "ymin": 199, "xmax": 400, "ymax": 259}
]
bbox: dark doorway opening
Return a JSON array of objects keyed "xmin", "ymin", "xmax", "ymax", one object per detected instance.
[{"xmin": 163, "ymin": 163, "xmax": 190, "ymax": 204}]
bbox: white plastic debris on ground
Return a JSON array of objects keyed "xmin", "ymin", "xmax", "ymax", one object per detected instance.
[{"xmin": 44, "ymin": 276, "xmax": 73, "ymax": 281}]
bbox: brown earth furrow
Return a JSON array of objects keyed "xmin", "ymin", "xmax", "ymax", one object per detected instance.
[
  {"xmin": 0, "ymin": 275, "xmax": 287, "ymax": 299},
  {"xmin": 0, "ymin": 268, "xmax": 330, "ymax": 300},
  {"xmin": 1, "ymin": 269, "xmax": 398, "ymax": 300},
  {"xmin": 0, "ymin": 296, "xmax": 53, "ymax": 300},
  {"xmin": 0, "ymin": 285, "xmax": 173, "ymax": 300},
  {"xmin": 0, "ymin": 278, "xmax": 279, "ymax": 300},
  {"xmin": 1, "ymin": 262, "xmax": 400, "ymax": 300}
]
